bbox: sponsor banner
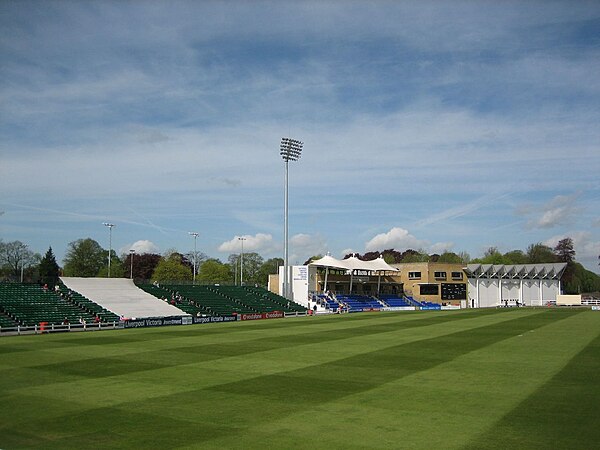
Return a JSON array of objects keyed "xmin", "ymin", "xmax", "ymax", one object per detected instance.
[
  {"xmin": 124, "ymin": 315, "xmax": 238, "ymax": 329},
  {"xmin": 192, "ymin": 315, "xmax": 238, "ymax": 324},
  {"xmin": 362, "ymin": 308, "xmax": 381, "ymax": 312},
  {"xmin": 382, "ymin": 306, "xmax": 416, "ymax": 311},
  {"xmin": 240, "ymin": 311, "xmax": 284, "ymax": 321},
  {"xmin": 592, "ymin": 306, "xmax": 600, "ymax": 311},
  {"xmin": 123, "ymin": 316, "xmax": 188, "ymax": 329},
  {"xmin": 441, "ymin": 305, "xmax": 461, "ymax": 310},
  {"xmin": 420, "ymin": 306, "xmax": 441, "ymax": 310}
]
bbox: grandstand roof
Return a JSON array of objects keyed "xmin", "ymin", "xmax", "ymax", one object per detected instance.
[
  {"xmin": 309, "ymin": 255, "xmax": 399, "ymax": 272},
  {"xmin": 464, "ymin": 263, "xmax": 567, "ymax": 280}
]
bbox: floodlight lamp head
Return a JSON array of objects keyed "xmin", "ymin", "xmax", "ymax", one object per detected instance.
[
  {"xmin": 280, "ymin": 137, "xmax": 303, "ymax": 162},
  {"xmin": 103, "ymin": 222, "xmax": 114, "ymax": 228}
]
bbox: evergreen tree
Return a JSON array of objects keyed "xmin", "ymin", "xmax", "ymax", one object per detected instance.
[{"xmin": 38, "ymin": 247, "xmax": 60, "ymax": 286}]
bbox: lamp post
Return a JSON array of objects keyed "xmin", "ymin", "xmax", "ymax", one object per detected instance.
[
  {"xmin": 189, "ymin": 232, "xmax": 199, "ymax": 284},
  {"xmin": 102, "ymin": 223, "xmax": 115, "ymax": 277},
  {"xmin": 238, "ymin": 236, "xmax": 246, "ymax": 286},
  {"xmin": 129, "ymin": 249, "xmax": 135, "ymax": 279},
  {"xmin": 280, "ymin": 137, "xmax": 303, "ymax": 300}
]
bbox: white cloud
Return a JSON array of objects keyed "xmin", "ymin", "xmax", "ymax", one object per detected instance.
[
  {"xmin": 218, "ymin": 233, "xmax": 276, "ymax": 253},
  {"xmin": 524, "ymin": 194, "xmax": 581, "ymax": 229},
  {"xmin": 365, "ymin": 227, "xmax": 427, "ymax": 252},
  {"xmin": 120, "ymin": 240, "xmax": 159, "ymax": 255},
  {"xmin": 429, "ymin": 242, "xmax": 455, "ymax": 254},
  {"xmin": 289, "ymin": 233, "xmax": 327, "ymax": 263}
]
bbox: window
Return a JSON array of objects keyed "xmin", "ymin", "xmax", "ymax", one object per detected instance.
[
  {"xmin": 420, "ymin": 284, "xmax": 439, "ymax": 295},
  {"xmin": 451, "ymin": 271, "xmax": 463, "ymax": 280},
  {"xmin": 408, "ymin": 271, "xmax": 421, "ymax": 280},
  {"xmin": 434, "ymin": 271, "xmax": 447, "ymax": 280}
]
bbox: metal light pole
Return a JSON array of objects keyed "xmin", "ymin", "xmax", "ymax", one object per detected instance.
[
  {"xmin": 103, "ymin": 223, "xmax": 115, "ymax": 277},
  {"xmin": 238, "ymin": 237, "xmax": 246, "ymax": 286},
  {"xmin": 280, "ymin": 137, "xmax": 303, "ymax": 300},
  {"xmin": 189, "ymin": 232, "xmax": 199, "ymax": 284},
  {"xmin": 129, "ymin": 249, "xmax": 135, "ymax": 279}
]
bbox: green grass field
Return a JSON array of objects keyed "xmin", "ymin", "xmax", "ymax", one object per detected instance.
[{"xmin": 1, "ymin": 308, "xmax": 599, "ymax": 449}]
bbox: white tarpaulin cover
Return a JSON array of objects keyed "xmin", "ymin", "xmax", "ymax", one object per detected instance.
[{"xmin": 60, "ymin": 277, "xmax": 189, "ymax": 319}]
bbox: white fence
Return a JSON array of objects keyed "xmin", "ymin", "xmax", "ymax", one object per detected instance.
[{"xmin": 0, "ymin": 321, "xmax": 122, "ymax": 336}]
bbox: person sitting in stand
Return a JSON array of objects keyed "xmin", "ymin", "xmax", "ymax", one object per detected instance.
[
  {"xmin": 62, "ymin": 317, "xmax": 70, "ymax": 325},
  {"xmin": 94, "ymin": 315, "xmax": 101, "ymax": 323}
]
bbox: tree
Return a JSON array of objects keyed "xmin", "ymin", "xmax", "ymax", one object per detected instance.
[
  {"xmin": 457, "ymin": 251, "xmax": 471, "ymax": 264},
  {"xmin": 198, "ymin": 259, "xmax": 231, "ymax": 283},
  {"xmin": 123, "ymin": 253, "xmax": 162, "ymax": 280},
  {"xmin": 185, "ymin": 250, "xmax": 208, "ymax": 277},
  {"xmin": 151, "ymin": 254, "xmax": 192, "ymax": 282},
  {"xmin": 163, "ymin": 250, "xmax": 193, "ymax": 272},
  {"xmin": 38, "ymin": 247, "xmax": 60, "ymax": 286},
  {"xmin": 526, "ymin": 243, "xmax": 556, "ymax": 264},
  {"xmin": 228, "ymin": 252, "xmax": 264, "ymax": 285},
  {"xmin": 258, "ymin": 257, "xmax": 284, "ymax": 286},
  {"xmin": 0, "ymin": 240, "xmax": 39, "ymax": 278},
  {"xmin": 554, "ymin": 238, "xmax": 576, "ymax": 263},
  {"xmin": 241, "ymin": 252, "xmax": 264, "ymax": 284},
  {"xmin": 63, "ymin": 238, "xmax": 105, "ymax": 277},
  {"xmin": 436, "ymin": 251, "xmax": 463, "ymax": 264},
  {"xmin": 562, "ymin": 262, "xmax": 600, "ymax": 294},
  {"xmin": 97, "ymin": 251, "xmax": 125, "ymax": 278},
  {"xmin": 503, "ymin": 250, "xmax": 528, "ymax": 264},
  {"xmin": 472, "ymin": 247, "xmax": 509, "ymax": 265},
  {"xmin": 401, "ymin": 249, "xmax": 430, "ymax": 263}
]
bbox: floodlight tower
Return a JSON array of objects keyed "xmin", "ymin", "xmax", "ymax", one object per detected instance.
[
  {"xmin": 103, "ymin": 222, "xmax": 115, "ymax": 277},
  {"xmin": 129, "ymin": 249, "xmax": 135, "ymax": 279},
  {"xmin": 280, "ymin": 137, "xmax": 303, "ymax": 300},
  {"xmin": 189, "ymin": 232, "xmax": 199, "ymax": 284},
  {"xmin": 238, "ymin": 237, "xmax": 246, "ymax": 286}
]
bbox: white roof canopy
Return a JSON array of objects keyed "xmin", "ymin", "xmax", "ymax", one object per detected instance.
[
  {"xmin": 309, "ymin": 255, "xmax": 399, "ymax": 273},
  {"xmin": 464, "ymin": 263, "xmax": 567, "ymax": 280}
]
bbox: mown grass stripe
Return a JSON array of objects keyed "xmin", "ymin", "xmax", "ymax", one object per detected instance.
[
  {"xmin": 0, "ymin": 309, "xmax": 508, "ymax": 374},
  {"xmin": 0, "ymin": 308, "xmax": 595, "ymax": 450},
  {"xmin": 463, "ymin": 321, "xmax": 600, "ymax": 449}
]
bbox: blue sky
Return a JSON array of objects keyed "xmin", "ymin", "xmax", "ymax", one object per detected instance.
[{"xmin": 1, "ymin": 1, "xmax": 599, "ymax": 273}]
